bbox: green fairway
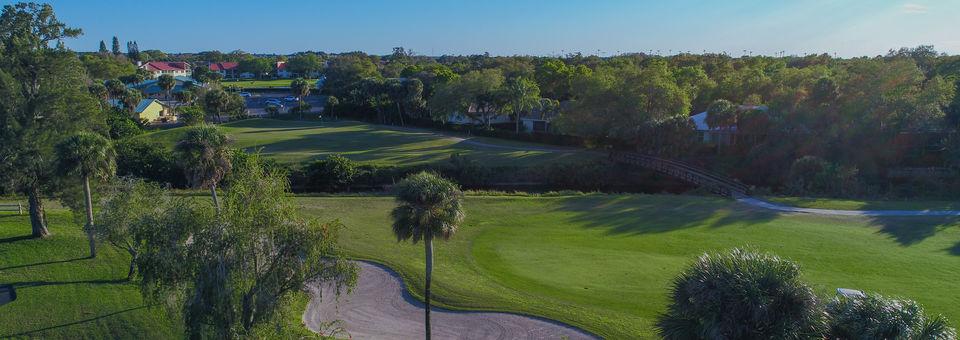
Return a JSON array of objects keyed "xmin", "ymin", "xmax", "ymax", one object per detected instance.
[
  {"xmin": 140, "ymin": 118, "xmax": 593, "ymax": 166},
  {"xmin": 297, "ymin": 194, "xmax": 960, "ymax": 339},
  {"xmin": 220, "ymin": 79, "xmax": 318, "ymax": 89},
  {"xmin": 0, "ymin": 210, "xmax": 180, "ymax": 338},
  {"xmin": 766, "ymin": 196, "xmax": 960, "ymax": 211}
]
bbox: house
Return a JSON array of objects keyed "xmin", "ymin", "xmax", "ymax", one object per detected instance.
[
  {"xmin": 446, "ymin": 104, "xmax": 511, "ymax": 126},
  {"xmin": 275, "ymin": 61, "xmax": 292, "ymax": 78},
  {"xmin": 520, "ymin": 117, "xmax": 552, "ymax": 133},
  {"xmin": 111, "ymin": 98, "xmax": 176, "ymax": 124},
  {"xmin": 139, "ymin": 61, "xmax": 191, "ymax": 78},
  {"xmin": 208, "ymin": 62, "xmax": 239, "ymax": 79},
  {"xmin": 689, "ymin": 105, "xmax": 767, "ymax": 145},
  {"xmin": 128, "ymin": 76, "xmax": 198, "ymax": 97}
]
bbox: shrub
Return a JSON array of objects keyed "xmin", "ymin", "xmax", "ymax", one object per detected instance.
[
  {"xmin": 302, "ymin": 154, "xmax": 359, "ymax": 192},
  {"xmin": 826, "ymin": 293, "xmax": 956, "ymax": 340},
  {"xmin": 441, "ymin": 153, "xmax": 491, "ymax": 188},
  {"xmin": 106, "ymin": 107, "xmax": 143, "ymax": 139},
  {"xmin": 787, "ymin": 155, "xmax": 859, "ymax": 196},
  {"xmin": 656, "ymin": 248, "xmax": 824, "ymax": 339},
  {"xmin": 178, "ymin": 105, "xmax": 206, "ymax": 125},
  {"xmin": 115, "ymin": 139, "xmax": 186, "ymax": 187}
]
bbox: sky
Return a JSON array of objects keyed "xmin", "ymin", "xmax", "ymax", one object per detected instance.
[{"xmin": 29, "ymin": 0, "xmax": 960, "ymax": 57}]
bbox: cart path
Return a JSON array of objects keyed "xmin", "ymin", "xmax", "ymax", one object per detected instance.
[
  {"xmin": 304, "ymin": 261, "xmax": 597, "ymax": 340},
  {"xmin": 737, "ymin": 197, "xmax": 960, "ymax": 217}
]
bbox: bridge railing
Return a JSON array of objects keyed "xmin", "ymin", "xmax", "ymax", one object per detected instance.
[{"xmin": 610, "ymin": 151, "xmax": 749, "ymax": 197}]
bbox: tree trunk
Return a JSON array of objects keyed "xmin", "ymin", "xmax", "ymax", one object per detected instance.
[
  {"xmin": 28, "ymin": 184, "xmax": 50, "ymax": 238},
  {"xmin": 424, "ymin": 236, "xmax": 433, "ymax": 340},
  {"xmin": 83, "ymin": 176, "xmax": 97, "ymax": 258},
  {"xmin": 515, "ymin": 109, "xmax": 521, "ymax": 134},
  {"xmin": 126, "ymin": 253, "xmax": 137, "ymax": 280},
  {"xmin": 396, "ymin": 102, "xmax": 405, "ymax": 126},
  {"xmin": 210, "ymin": 184, "xmax": 221, "ymax": 214}
]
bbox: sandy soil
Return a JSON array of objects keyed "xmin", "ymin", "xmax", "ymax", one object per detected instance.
[{"xmin": 304, "ymin": 261, "xmax": 597, "ymax": 340}]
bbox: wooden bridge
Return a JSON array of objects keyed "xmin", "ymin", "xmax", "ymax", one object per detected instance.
[{"xmin": 610, "ymin": 151, "xmax": 749, "ymax": 197}]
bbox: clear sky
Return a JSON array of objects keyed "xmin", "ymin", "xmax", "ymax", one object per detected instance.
[{"xmin": 34, "ymin": 0, "xmax": 960, "ymax": 57}]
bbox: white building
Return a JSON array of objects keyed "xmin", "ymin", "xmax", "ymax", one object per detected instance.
[{"xmin": 139, "ymin": 61, "xmax": 191, "ymax": 78}]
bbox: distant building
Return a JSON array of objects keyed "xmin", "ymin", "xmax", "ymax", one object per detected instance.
[
  {"xmin": 110, "ymin": 98, "xmax": 176, "ymax": 124},
  {"xmin": 128, "ymin": 76, "xmax": 197, "ymax": 97},
  {"xmin": 690, "ymin": 105, "xmax": 767, "ymax": 145},
  {"xmin": 139, "ymin": 61, "xmax": 191, "ymax": 78},
  {"xmin": 208, "ymin": 62, "xmax": 239, "ymax": 79},
  {"xmin": 275, "ymin": 61, "xmax": 292, "ymax": 78}
]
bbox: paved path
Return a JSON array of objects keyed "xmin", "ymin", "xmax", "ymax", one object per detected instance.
[
  {"xmin": 737, "ymin": 197, "xmax": 960, "ymax": 217},
  {"xmin": 304, "ymin": 261, "xmax": 597, "ymax": 340}
]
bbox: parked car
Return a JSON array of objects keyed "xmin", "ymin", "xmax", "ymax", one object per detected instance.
[
  {"xmin": 283, "ymin": 96, "xmax": 298, "ymax": 102},
  {"xmin": 265, "ymin": 98, "xmax": 282, "ymax": 104},
  {"xmin": 239, "ymin": 92, "xmax": 252, "ymax": 97}
]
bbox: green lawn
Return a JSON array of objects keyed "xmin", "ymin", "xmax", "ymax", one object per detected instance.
[
  {"xmin": 219, "ymin": 79, "xmax": 318, "ymax": 89},
  {"xmin": 139, "ymin": 118, "xmax": 594, "ymax": 166},
  {"xmin": 766, "ymin": 196, "xmax": 960, "ymax": 211},
  {"xmin": 0, "ymin": 210, "xmax": 181, "ymax": 338},
  {"xmin": 297, "ymin": 194, "xmax": 960, "ymax": 339}
]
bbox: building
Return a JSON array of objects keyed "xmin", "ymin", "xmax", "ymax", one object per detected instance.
[
  {"xmin": 689, "ymin": 105, "xmax": 767, "ymax": 145},
  {"xmin": 111, "ymin": 98, "xmax": 176, "ymax": 124},
  {"xmin": 139, "ymin": 61, "xmax": 191, "ymax": 78},
  {"xmin": 520, "ymin": 117, "xmax": 552, "ymax": 133},
  {"xmin": 276, "ymin": 61, "xmax": 292, "ymax": 78},
  {"xmin": 208, "ymin": 62, "xmax": 239, "ymax": 79},
  {"xmin": 128, "ymin": 76, "xmax": 198, "ymax": 97}
]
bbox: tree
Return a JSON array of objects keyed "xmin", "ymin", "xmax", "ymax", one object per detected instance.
[
  {"xmin": 324, "ymin": 95, "xmax": 339, "ymax": 119},
  {"xmin": 826, "ymin": 293, "xmax": 956, "ymax": 339},
  {"xmin": 95, "ymin": 178, "xmax": 166, "ymax": 279},
  {"xmin": 503, "ymin": 77, "xmax": 541, "ymax": 134},
  {"xmin": 111, "ymin": 36, "xmax": 120, "ymax": 55},
  {"xmin": 191, "ymin": 65, "xmax": 211, "ymax": 84},
  {"xmin": 178, "ymin": 105, "xmax": 205, "ymax": 125},
  {"xmin": 656, "ymin": 248, "xmax": 823, "ymax": 339},
  {"xmin": 290, "ymin": 78, "xmax": 311, "ymax": 120},
  {"xmin": 121, "ymin": 88, "xmax": 143, "ymax": 113},
  {"xmin": 157, "ymin": 74, "xmax": 175, "ymax": 100},
  {"xmin": 98, "ymin": 40, "xmax": 108, "ymax": 54},
  {"xmin": 286, "ymin": 53, "xmax": 323, "ymax": 78},
  {"xmin": 174, "ymin": 125, "xmax": 232, "ymax": 212},
  {"xmin": 323, "ymin": 53, "xmax": 379, "ymax": 98},
  {"xmin": 125, "ymin": 40, "xmax": 140, "ymax": 62},
  {"xmin": 390, "ymin": 172, "xmax": 465, "ymax": 340},
  {"xmin": 135, "ymin": 155, "xmax": 357, "ymax": 338},
  {"xmin": 55, "ymin": 132, "xmax": 116, "ymax": 258},
  {"xmin": 303, "ymin": 154, "xmax": 357, "ymax": 192},
  {"xmin": 705, "ymin": 99, "xmax": 737, "ymax": 130},
  {"xmin": 0, "ymin": 3, "xmax": 102, "ymax": 238},
  {"xmin": 203, "ymin": 88, "xmax": 229, "ymax": 123},
  {"xmin": 238, "ymin": 57, "xmax": 273, "ymax": 79}
]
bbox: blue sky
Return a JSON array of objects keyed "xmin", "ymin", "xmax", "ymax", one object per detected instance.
[{"xmin": 34, "ymin": 0, "xmax": 960, "ymax": 57}]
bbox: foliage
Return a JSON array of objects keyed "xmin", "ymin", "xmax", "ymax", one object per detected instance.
[
  {"xmin": 178, "ymin": 105, "xmax": 206, "ymax": 125},
  {"xmin": 323, "ymin": 52, "xmax": 379, "ymax": 98},
  {"xmin": 81, "ymin": 53, "xmax": 135, "ymax": 79},
  {"xmin": 786, "ymin": 156, "xmax": 859, "ymax": 196},
  {"xmin": 826, "ymin": 293, "xmax": 957, "ymax": 340},
  {"xmin": 106, "ymin": 107, "xmax": 144, "ymax": 139},
  {"xmin": 136, "ymin": 155, "xmax": 358, "ymax": 338},
  {"xmin": 656, "ymin": 248, "xmax": 824, "ymax": 339},
  {"xmin": 95, "ymin": 177, "xmax": 167, "ymax": 278},
  {"xmin": 237, "ymin": 56, "xmax": 273, "ymax": 78},
  {"xmin": 302, "ymin": 154, "xmax": 358, "ymax": 192},
  {"xmin": 286, "ymin": 53, "xmax": 323, "ymax": 77},
  {"xmin": 391, "ymin": 171, "xmax": 465, "ymax": 243},
  {"xmin": 54, "ymin": 132, "xmax": 116, "ymax": 182},
  {"xmin": 115, "ymin": 138, "xmax": 185, "ymax": 187},
  {"xmin": 173, "ymin": 125, "xmax": 233, "ymax": 189}
]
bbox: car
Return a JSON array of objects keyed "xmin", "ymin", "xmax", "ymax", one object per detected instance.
[
  {"xmin": 239, "ymin": 92, "xmax": 252, "ymax": 97},
  {"xmin": 283, "ymin": 96, "xmax": 298, "ymax": 102},
  {"xmin": 265, "ymin": 98, "xmax": 282, "ymax": 104}
]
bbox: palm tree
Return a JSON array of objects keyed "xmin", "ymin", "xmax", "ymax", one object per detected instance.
[
  {"xmin": 504, "ymin": 77, "xmax": 541, "ymax": 134},
  {"xmin": 55, "ymin": 132, "xmax": 116, "ymax": 258},
  {"xmin": 174, "ymin": 125, "xmax": 232, "ymax": 212},
  {"xmin": 656, "ymin": 248, "xmax": 824, "ymax": 339},
  {"xmin": 826, "ymin": 293, "xmax": 957, "ymax": 339},
  {"xmin": 157, "ymin": 74, "xmax": 176, "ymax": 100},
  {"xmin": 290, "ymin": 78, "xmax": 311, "ymax": 120},
  {"xmin": 324, "ymin": 96, "xmax": 339, "ymax": 120},
  {"xmin": 390, "ymin": 172, "xmax": 465, "ymax": 340}
]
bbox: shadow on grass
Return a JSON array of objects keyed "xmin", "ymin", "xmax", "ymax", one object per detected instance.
[
  {"xmin": 554, "ymin": 194, "xmax": 779, "ymax": 236},
  {"xmin": 0, "ymin": 235, "xmax": 33, "ymax": 244},
  {"xmin": 10, "ymin": 278, "xmax": 127, "ymax": 288},
  {"xmin": 866, "ymin": 216, "xmax": 960, "ymax": 248},
  {"xmin": 948, "ymin": 242, "xmax": 960, "ymax": 256},
  {"xmin": 0, "ymin": 257, "xmax": 88, "ymax": 271},
  {"xmin": 1, "ymin": 305, "xmax": 148, "ymax": 338}
]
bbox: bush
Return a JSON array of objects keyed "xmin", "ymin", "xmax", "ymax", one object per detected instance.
[
  {"xmin": 441, "ymin": 153, "xmax": 491, "ymax": 188},
  {"xmin": 787, "ymin": 155, "xmax": 859, "ymax": 196},
  {"xmin": 656, "ymin": 248, "xmax": 824, "ymax": 339},
  {"xmin": 178, "ymin": 105, "xmax": 206, "ymax": 125},
  {"xmin": 826, "ymin": 293, "xmax": 956, "ymax": 339},
  {"xmin": 301, "ymin": 154, "xmax": 359, "ymax": 192},
  {"xmin": 115, "ymin": 139, "xmax": 186, "ymax": 187},
  {"xmin": 106, "ymin": 107, "xmax": 143, "ymax": 139}
]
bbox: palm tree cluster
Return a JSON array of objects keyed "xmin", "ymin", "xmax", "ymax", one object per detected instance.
[
  {"xmin": 173, "ymin": 125, "xmax": 233, "ymax": 211},
  {"xmin": 657, "ymin": 248, "xmax": 957, "ymax": 340}
]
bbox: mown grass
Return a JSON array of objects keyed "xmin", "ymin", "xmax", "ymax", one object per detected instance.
[
  {"xmin": 0, "ymin": 210, "xmax": 181, "ymax": 339},
  {"xmin": 766, "ymin": 196, "xmax": 960, "ymax": 211},
  {"xmin": 138, "ymin": 118, "xmax": 594, "ymax": 166},
  {"xmin": 297, "ymin": 194, "xmax": 960, "ymax": 339},
  {"xmin": 220, "ymin": 79, "xmax": 319, "ymax": 89}
]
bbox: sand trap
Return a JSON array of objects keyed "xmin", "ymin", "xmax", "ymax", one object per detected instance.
[{"xmin": 304, "ymin": 261, "xmax": 597, "ymax": 340}]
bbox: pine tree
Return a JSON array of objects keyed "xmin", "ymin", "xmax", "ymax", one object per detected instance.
[
  {"xmin": 98, "ymin": 40, "xmax": 108, "ymax": 54},
  {"xmin": 111, "ymin": 36, "xmax": 120, "ymax": 54}
]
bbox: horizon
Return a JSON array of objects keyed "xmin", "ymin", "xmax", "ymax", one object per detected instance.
[{"xmin": 41, "ymin": 0, "xmax": 960, "ymax": 57}]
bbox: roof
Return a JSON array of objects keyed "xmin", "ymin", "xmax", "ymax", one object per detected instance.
[
  {"xmin": 141, "ymin": 61, "xmax": 190, "ymax": 72},
  {"xmin": 134, "ymin": 99, "xmax": 163, "ymax": 113},
  {"xmin": 208, "ymin": 62, "xmax": 239, "ymax": 71},
  {"xmin": 276, "ymin": 61, "xmax": 287, "ymax": 70},
  {"xmin": 128, "ymin": 76, "xmax": 198, "ymax": 95},
  {"xmin": 690, "ymin": 105, "xmax": 768, "ymax": 131}
]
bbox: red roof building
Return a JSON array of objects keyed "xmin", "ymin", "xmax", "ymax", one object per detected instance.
[
  {"xmin": 209, "ymin": 62, "xmax": 239, "ymax": 79},
  {"xmin": 140, "ymin": 61, "xmax": 191, "ymax": 78}
]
